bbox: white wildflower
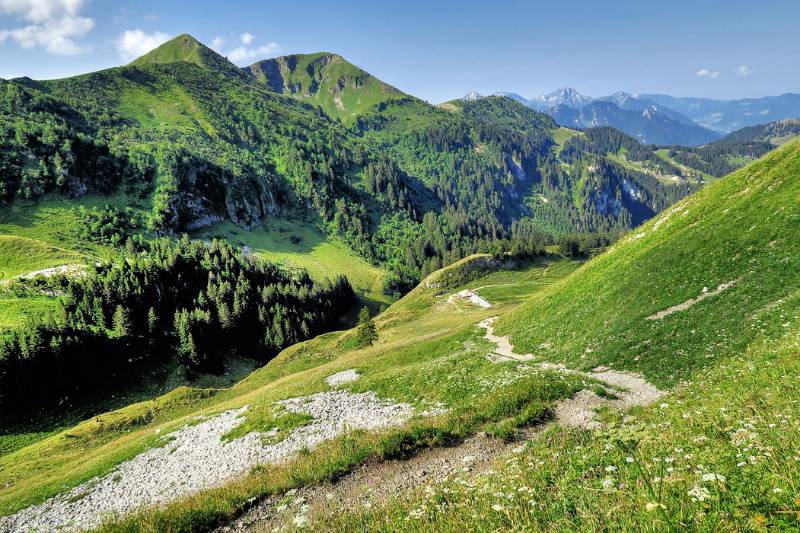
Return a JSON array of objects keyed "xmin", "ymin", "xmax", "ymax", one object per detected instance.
[
  {"xmin": 701, "ymin": 473, "xmax": 726, "ymax": 483},
  {"xmin": 688, "ymin": 485, "xmax": 711, "ymax": 502}
]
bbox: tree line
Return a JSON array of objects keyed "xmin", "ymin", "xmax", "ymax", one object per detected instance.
[{"xmin": 0, "ymin": 237, "xmax": 355, "ymax": 417}]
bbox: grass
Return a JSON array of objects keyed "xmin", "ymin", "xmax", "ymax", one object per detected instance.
[
  {"xmin": 0, "ymin": 193, "xmax": 144, "ymax": 328},
  {"xmin": 497, "ymin": 139, "xmax": 800, "ymax": 387},
  {"xmin": 0, "ymin": 254, "xmax": 581, "ymax": 530},
  {"xmin": 0, "ymin": 294, "xmax": 60, "ymax": 329},
  {"xmin": 194, "ymin": 215, "xmax": 391, "ymax": 309},
  {"xmin": 323, "ymin": 307, "xmax": 800, "ymax": 531},
  {"xmin": 0, "ymin": 235, "xmax": 84, "ymax": 281},
  {"xmin": 288, "ymin": 137, "xmax": 800, "ymax": 533}
]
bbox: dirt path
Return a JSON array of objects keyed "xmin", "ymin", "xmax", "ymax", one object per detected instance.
[
  {"xmin": 223, "ymin": 319, "xmax": 664, "ymax": 532},
  {"xmin": 646, "ymin": 280, "xmax": 738, "ymax": 320},
  {"xmin": 217, "ymin": 428, "xmax": 543, "ymax": 533},
  {"xmin": 477, "ymin": 316, "xmax": 535, "ymax": 362},
  {"xmin": 479, "ymin": 315, "xmax": 662, "ymax": 429}
]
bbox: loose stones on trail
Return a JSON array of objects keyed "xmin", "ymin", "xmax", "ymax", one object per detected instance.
[{"xmin": 1, "ymin": 390, "xmax": 422, "ymax": 533}]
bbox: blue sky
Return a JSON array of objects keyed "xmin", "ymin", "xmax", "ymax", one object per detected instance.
[{"xmin": 1, "ymin": 0, "xmax": 798, "ymax": 102}]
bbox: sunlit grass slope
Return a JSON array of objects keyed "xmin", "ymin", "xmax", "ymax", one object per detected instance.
[
  {"xmin": 497, "ymin": 139, "xmax": 800, "ymax": 386},
  {"xmin": 319, "ymin": 129, "xmax": 800, "ymax": 533},
  {"xmin": 0, "ymin": 255, "xmax": 579, "ymax": 525}
]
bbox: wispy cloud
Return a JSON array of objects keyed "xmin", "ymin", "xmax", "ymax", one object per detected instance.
[
  {"xmin": 696, "ymin": 68, "xmax": 719, "ymax": 79},
  {"xmin": 210, "ymin": 32, "xmax": 280, "ymax": 64},
  {"xmin": 116, "ymin": 29, "xmax": 170, "ymax": 61},
  {"xmin": 736, "ymin": 65, "xmax": 753, "ymax": 77},
  {"xmin": 0, "ymin": 0, "xmax": 94, "ymax": 55}
]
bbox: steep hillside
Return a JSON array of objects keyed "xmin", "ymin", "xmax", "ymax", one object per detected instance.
[
  {"xmin": 248, "ymin": 52, "xmax": 407, "ymax": 123},
  {"xmin": 312, "ymin": 139, "xmax": 800, "ymax": 533},
  {"xmin": 497, "ymin": 139, "xmax": 800, "ymax": 385},
  {"xmin": 357, "ymin": 96, "xmax": 694, "ymax": 237}
]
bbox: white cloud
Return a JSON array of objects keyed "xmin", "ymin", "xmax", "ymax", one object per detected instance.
[
  {"xmin": 210, "ymin": 36, "xmax": 224, "ymax": 51},
  {"xmin": 736, "ymin": 65, "xmax": 752, "ymax": 77},
  {"xmin": 224, "ymin": 41, "xmax": 280, "ymax": 64},
  {"xmin": 0, "ymin": 0, "xmax": 94, "ymax": 54},
  {"xmin": 240, "ymin": 32, "xmax": 254, "ymax": 44},
  {"xmin": 116, "ymin": 29, "xmax": 170, "ymax": 61},
  {"xmin": 696, "ymin": 68, "xmax": 719, "ymax": 79}
]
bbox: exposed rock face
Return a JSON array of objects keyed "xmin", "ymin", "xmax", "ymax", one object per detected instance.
[
  {"xmin": 224, "ymin": 177, "xmax": 279, "ymax": 229},
  {"xmin": 159, "ymin": 156, "xmax": 280, "ymax": 232}
]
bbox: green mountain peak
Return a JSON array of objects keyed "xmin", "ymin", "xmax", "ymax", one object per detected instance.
[
  {"xmin": 129, "ymin": 34, "xmax": 244, "ymax": 78},
  {"xmin": 247, "ymin": 52, "xmax": 408, "ymax": 123}
]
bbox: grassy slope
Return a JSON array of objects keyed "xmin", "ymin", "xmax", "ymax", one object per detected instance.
[
  {"xmin": 0, "ymin": 255, "xmax": 582, "ymax": 523},
  {"xmin": 249, "ymin": 52, "xmax": 406, "ymax": 124},
  {"xmin": 194, "ymin": 216, "xmax": 391, "ymax": 308},
  {"xmin": 497, "ymin": 139, "xmax": 800, "ymax": 387},
  {"xmin": 0, "ymin": 195, "xmax": 133, "ymax": 328},
  {"xmin": 329, "ymin": 313, "xmax": 800, "ymax": 531},
  {"xmin": 320, "ymin": 134, "xmax": 800, "ymax": 533}
]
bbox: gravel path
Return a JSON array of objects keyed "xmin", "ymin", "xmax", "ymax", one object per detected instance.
[
  {"xmin": 479, "ymin": 317, "xmax": 663, "ymax": 429},
  {"xmin": 646, "ymin": 280, "xmax": 738, "ymax": 320},
  {"xmin": 0, "ymin": 390, "xmax": 422, "ymax": 533}
]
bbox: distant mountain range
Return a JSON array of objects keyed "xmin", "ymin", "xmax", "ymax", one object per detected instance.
[
  {"xmin": 466, "ymin": 87, "xmax": 800, "ymax": 146},
  {"xmin": 641, "ymin": 93, "xmax": 800, "ymax": 134}
]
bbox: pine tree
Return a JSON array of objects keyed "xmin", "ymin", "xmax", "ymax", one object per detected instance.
[
  {"xmin": 111, "ymin": 305, "xmax": 131, "ymax": 337},
  {"xmin": 355, "ymin": 306, "xmax": 378, "ymax": 347}
]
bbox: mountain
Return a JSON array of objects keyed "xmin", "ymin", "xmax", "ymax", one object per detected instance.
[
  {"xmin": 717, "ymin": 117, "xmax": 800, "ymax": 145},
  {"xmin": 550, "ymin": 100, "xmax": 720, "ymax": 146},
  {"xmin": 642, "ymin": 92, "xmax": 800, "ymax": 133},
  {"xmin": 0, "ymin": 34, "xmax": 787, "ymax": 419},
  {"xmin": 247, "ymin": 52, "xmax": 408, "ymax": 123},
  {"xmin": 2, "ymin": 32, "xmax": 799, "ymax": 533},
  {"xmin": 463, "ymin": 90, "xmax": 483, "ymax": 101},
  {"xmin": 491, "ymin": 91, "xmax": 529, "ymax": 104},
  {"xmin": 529, "ymin": 87, "xmax": 593, "ymax": 111},
  {"xmin": 129, "ymin": 33, "xmax": 246, "ymax": 79},
  {"xmin": 484, "ymin": 88, "xmax": 720, "ymax": 146},
  {"xmin": 597, "ymin": 91, "xmax": 698, "ymax": 125}
]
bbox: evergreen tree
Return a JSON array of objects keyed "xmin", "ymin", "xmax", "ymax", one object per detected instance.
[
  {"xmin": 355, "ymin": 307, "xmax": 378, "ymax": 347},
  {"xmin": 111, "ymin": 305, "xmax": 131, "ymax": 337}
]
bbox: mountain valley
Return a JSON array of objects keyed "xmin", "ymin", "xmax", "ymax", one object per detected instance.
[{"xmin": 0, "ymin": 23, "xmax": 799, "ymax": 533}]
